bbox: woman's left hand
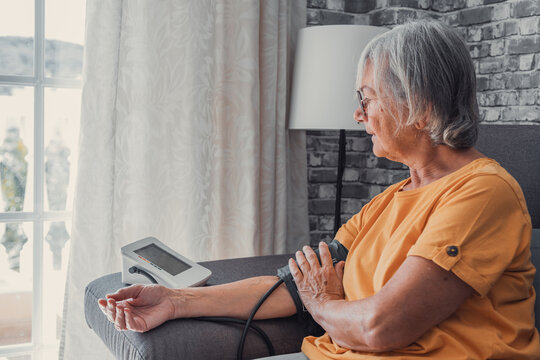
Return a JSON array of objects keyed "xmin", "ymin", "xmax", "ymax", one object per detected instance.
[{"xmin": 289, "ymin": 242, "xmax": 346, "ymax": 314}]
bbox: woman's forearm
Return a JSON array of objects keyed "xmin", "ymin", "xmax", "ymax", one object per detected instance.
[
  {"xmin": 311, "ymin": 298, "xmax": 383, "ymax": 352},
  {"xmin": 170, "ymin": 276, "xmax": 297, "ymax": 320}
]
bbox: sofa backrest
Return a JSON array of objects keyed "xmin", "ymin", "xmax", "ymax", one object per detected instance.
[
  {"xmin": 532, "ymin": 229, "xmax": 540, "ymax": 330},
  {"xmin": 475, "ymin": 125, "xmax": 540, "ymax": 229},
  {"xmin": 475, "ymin": 125, "xmax": 540, "ymax": 330}
]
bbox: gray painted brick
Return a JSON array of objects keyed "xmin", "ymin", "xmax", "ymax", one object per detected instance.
[
  {"xmin": 505, "ymin": 71, "xmax": 540, "ymax": 89},
  {"xmin": 505, "ymin": 20, "xmax": 519, "ymax": 36},
  {"xmin": 476, "ymin": 75, "xmax": 490, "ymax": 90},
  {"xmin": 468, "ymin": 0, "xmax": 483, "ymax": 6},
  {"xmin": 359, "ymin": 168, "xmax": 409, "ymax": 185},
  {"xmin": 459, "ymin": 7, "xmax": 494, "ymax": 26},
  {"xmin": 520, "ymin": 54, "xmax": 536, "ymax": 70},
  {"xmin": 504, "ymin": 55, "xmax": 521, "ymax": 71},
  {"xmin": 309, "ymin": 137, "xmax": 340, "ymax": 151},
  {"xmin": 490, "ymin": 40, "xmax": 505, "ymax": 56},
  {"xmin": 308, "ymin": 130, "xmax": 340, "ymax": 136},
  {"xmin": 489, "ymin": 73, "xmax": 506, "ymax": 89},
  {"xmin": 432, "ymin": 0, "xmax": 467, "ymax": 12},
  {"xmin": 308, "ymin": 184, "xmax": 319, "ymax": 198},
  {"xmin": 468, "ymin": 26, "xmax": 482, "ymax": 42},
  {"xmin": 310, "ymin": 168, "xmax": 337, "ymax": 182},
  {"xmin": 520, "ymin": 17, "xmax": 540, "ymax": 35},
  {"xmin": 327, "ymin": 0, "xmax": 345, "ymax": 11},
  {"xmin": 319, "ymin": 216, "xmax": 335, "ymax": 231},
  {"xmin": 493, "ymin": 3, "xmax": 511, "ymax": 21},
  {"xmin": 455, "ymin": 27, "xmax": 468, "ymax": 41},
  {"xmin": 478, "ymin": 91, "xmax": 519, "ymax": 106},
  {"xmin": 308, "ymin": 153, "xmax": 323, "ymax": 167},
  {"xmin": 518, "ymin": 89, "xmax": 539, "ymax": 105},
  {"xmin": 322, "ymin": 152, "xmax": 339, "ymax": 167},
  {"xmin": 309, "ymin": 216, "xmax": 319, "ymax": 231},
  {"xmin": 377, "ymin": 157, "xmax": 408, "ymax": 169},
  {"xmin": 388, "ymin": 0, "xmax": 428, "ymax": 8},
  {"xmin": 354, "ymin": 14, "xmax": 370, "ymax": 24},
  {"xmin": 320, "ymin": 10, "xmax": 355, "ymax": 24},
  {"xmin": 344, "ymin": 0, "xmax": 377, "ymax": 13},
  {"xmin": 368, "ymin": 184, "xmax": 386, "ymax": 198},
  {"xmin": 508, "ymin": 35, "xmax": 540, "ymax": 54},
  {"xmin": 480, "ymin": 107, "xmax": 502, "ymax": 121},
  {"xmin": 319, "ymin": 183, "xmax": 336, "ymax": 198},
  {"xmin": 345, "ymin": 153, "xmax": 367, "ymax": 168},
  {"xmin": 307, "ymin": 0, "xmax": 327, "ymax": 9},
  {"xmin": 350, "ymin": 136, "xmax": 372, "ymax": 151},
  {"xmin": 309, "ymin": 199, "xmax": 336, "ymax": 214},
  {"xmin": 310, "ymin": 232, "xmax": 334, "ymax": 245},
  {"xmin": 342, "ymin": 198, "xmax": 365, "ymax": 214},
  {"xmin": 501, "ymin": 106, "xmax": 540, "ymax": 122},
  {"xmin": 307, "ymin": 9, "xmax": 323, "ymax": 25},
  {"xmin": 469, "ymin": 43, "xmax": 491, "ymax": 58},
  {"xmin": 342, "ymin": 184, "xmax": 370, "ymax": 198},
  {"xmin": 371, "ymin": 9, "xmax": 398, "ymax": 25},
  {"xmin": 343, "ymin": 168, "xmax": 360, "ymax": 181},
  {"xmin": 513, "ymin": 0, "xmax": 540, "ymax": 18},
  {"xmin": 478, "ymin": 56, "xmax": 504, "ymax": 73},
  {"xmin": 482, "ymin": 22, "xmax": 505, "ymax": 40}
]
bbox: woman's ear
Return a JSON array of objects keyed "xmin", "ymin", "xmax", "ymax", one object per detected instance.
[{"xmin": 414, "ymin": 105, "xmax": 432, "ymax": 130}]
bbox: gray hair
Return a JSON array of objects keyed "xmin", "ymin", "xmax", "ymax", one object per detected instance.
[{"xmin": 357, "ymin": 20, "xmax": 479, "ymax": 148}]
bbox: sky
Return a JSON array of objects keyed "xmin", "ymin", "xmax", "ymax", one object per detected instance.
[{"xmin": 0, "ymin": 0, "xmax": 85, "ymax": 44}]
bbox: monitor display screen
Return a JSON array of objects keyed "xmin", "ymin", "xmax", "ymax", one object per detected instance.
[{"xmin": 134, "ymin": 244, "xmax": 192, "ymax": 276}]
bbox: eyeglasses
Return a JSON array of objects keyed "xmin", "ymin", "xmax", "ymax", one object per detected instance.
[{"xmin": 356, "ymin": 90, "xmax": 369, "ymax": 117}]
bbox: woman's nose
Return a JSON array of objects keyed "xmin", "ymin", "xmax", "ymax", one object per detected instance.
[{"xmin": 354, "ymin": 106, "xmax": 366, "ymax": 124}]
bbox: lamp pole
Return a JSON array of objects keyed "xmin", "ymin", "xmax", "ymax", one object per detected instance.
[{"xmin": 334, "ymin": 129, "xmax": 346, "ymax": 235}]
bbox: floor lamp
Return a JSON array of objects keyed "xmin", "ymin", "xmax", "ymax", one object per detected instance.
[{"xmin": 288, "ymin": 25, "xmax": 388, "ymax": 236}]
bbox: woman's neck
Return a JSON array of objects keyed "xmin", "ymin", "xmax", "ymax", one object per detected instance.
[{"xmin": 402, "ymin": 146, "xmax": 484, "ymax": 191}]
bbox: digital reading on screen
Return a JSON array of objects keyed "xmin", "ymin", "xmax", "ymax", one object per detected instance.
[
  {"xmin": 134, "ymin": 244, "xmax": 192, "ymax": 275},
  {"xmin": 121, "ymin": 237, "xmax": 212, "ymax": 288}
]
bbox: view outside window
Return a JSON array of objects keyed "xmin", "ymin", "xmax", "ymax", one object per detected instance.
[{"xmin": 0, "ymin": 1, "xmax": 85, "ymax": 357}]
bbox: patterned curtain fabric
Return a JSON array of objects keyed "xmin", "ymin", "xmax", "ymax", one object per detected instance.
[{"xmin": 60, "ymin": 0, "xmax": 308, "ymax": 358}]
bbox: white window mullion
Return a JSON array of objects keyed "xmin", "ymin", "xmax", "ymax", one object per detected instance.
[{"xmin": 32, "ymin": 0, "xmax": 45, "ymax": 350}]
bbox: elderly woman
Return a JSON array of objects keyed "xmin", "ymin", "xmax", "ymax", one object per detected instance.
[{"xmin": 99, "ymin": 20, "xmax": 540, "ymax": 359}]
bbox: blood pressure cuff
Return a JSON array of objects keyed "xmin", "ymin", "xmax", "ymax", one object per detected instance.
[{"xmin": 277, "ymin": 239, "xmax": 348, "ymax": 317}]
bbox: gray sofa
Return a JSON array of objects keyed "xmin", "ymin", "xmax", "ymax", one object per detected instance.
[{"xmin": 84, "ymin": 124, "xmax": 540, "ymax": 360}]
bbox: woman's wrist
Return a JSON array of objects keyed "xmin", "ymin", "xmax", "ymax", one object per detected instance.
[{"xmin": 170, "ymin": 288, "xmax": 196, "ymax": 319}]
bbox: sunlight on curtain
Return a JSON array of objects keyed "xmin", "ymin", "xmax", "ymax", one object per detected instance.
[{"xmin": 60, "ymin": 0, "xmax": 307, "ymax": 358}]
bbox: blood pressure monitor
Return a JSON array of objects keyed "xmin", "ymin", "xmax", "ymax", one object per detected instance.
[{"xmin": 121, "ymin": 237, "xmax": 212, "ymax": 288}]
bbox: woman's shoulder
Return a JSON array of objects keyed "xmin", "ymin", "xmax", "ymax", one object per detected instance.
[{"xmin": 441, "ymin": 158, "xmax": 530, "ymax": 221}]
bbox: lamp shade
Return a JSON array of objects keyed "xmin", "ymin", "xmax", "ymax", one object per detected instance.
[{"xmin": 288, "ymin": 25, "xmax": 388, "ymax": 130}]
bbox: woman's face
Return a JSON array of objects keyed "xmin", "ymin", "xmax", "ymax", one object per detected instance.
[{"xmin": 354, "ymin": 61, "xmax": 418, "ymax": 163}]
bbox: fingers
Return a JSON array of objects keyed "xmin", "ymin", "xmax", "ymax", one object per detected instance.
[
  {"xmin": 302, "ymin": 246, "xmax": 321, "ymax": 269},
  {"xmin": 125, "ymin": 307, "xmax": 145, "ymax": 333},
  {"xmin": 318, "ymin": 242, "xmax": 333, "ymax": 268},
  {"xmin": 100, "ymin": 298, "xmax": 117, "ymax": 323},
  {"xmin": 289, "ymin": 258, "xmax": 303, "ymax": 282},
  {"xmin": 295, "ymin": 249, "xmax": 310, "ymax": 273},
  {"xmin": 106, "ymin": 284, "xmax": 143, "ymax": 302},
  {"xmin": 115, "ymin": 304, "xmax": 127, "ymax": 331},
  {"xmin": 334, "ymin": 261, "xmax": 345, "ymax": 283}
]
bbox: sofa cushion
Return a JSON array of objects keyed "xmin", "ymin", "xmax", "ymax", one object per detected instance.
[{"xmin": 84, "ymin": 254, "xmax": 314, "ymax": 360}]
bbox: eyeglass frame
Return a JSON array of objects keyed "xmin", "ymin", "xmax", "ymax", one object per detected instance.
[{"xmin": 356, "ymin": 90, "xmax": 369, "ymax": 117}]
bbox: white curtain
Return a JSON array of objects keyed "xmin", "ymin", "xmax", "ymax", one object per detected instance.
[{"xmin": 60, "ymin": 0, "xmax": 308, "ymax": 358}]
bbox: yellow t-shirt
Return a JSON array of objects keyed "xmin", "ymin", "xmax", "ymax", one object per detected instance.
[{"xmin": 302, "ymin": 158, "xmax": 540, "ymax": 359}]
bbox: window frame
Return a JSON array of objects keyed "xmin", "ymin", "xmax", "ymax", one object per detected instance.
[{"xmin": 0, "ymin": 0, "xmax": 81, "ymax": 356}]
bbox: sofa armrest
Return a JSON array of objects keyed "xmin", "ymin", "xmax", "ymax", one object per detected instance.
[{"xmin": 84, "ymin": 254, "xmax": 313, "ymax": 360}]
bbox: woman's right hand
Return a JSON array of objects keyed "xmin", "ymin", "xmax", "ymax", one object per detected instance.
[{"xmin": 98, "ymin": 284, "xmax": 176, "ymax": 332}]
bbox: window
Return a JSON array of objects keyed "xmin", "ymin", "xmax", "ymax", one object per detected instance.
[{"xmin": 0, "ymin": 0, "xmax": 85, "ymax": 358}]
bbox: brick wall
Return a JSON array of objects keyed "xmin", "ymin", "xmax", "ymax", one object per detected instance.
[{"xmin": 305, "ymin": 0, "xmax": 540, "ymax": 244}]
